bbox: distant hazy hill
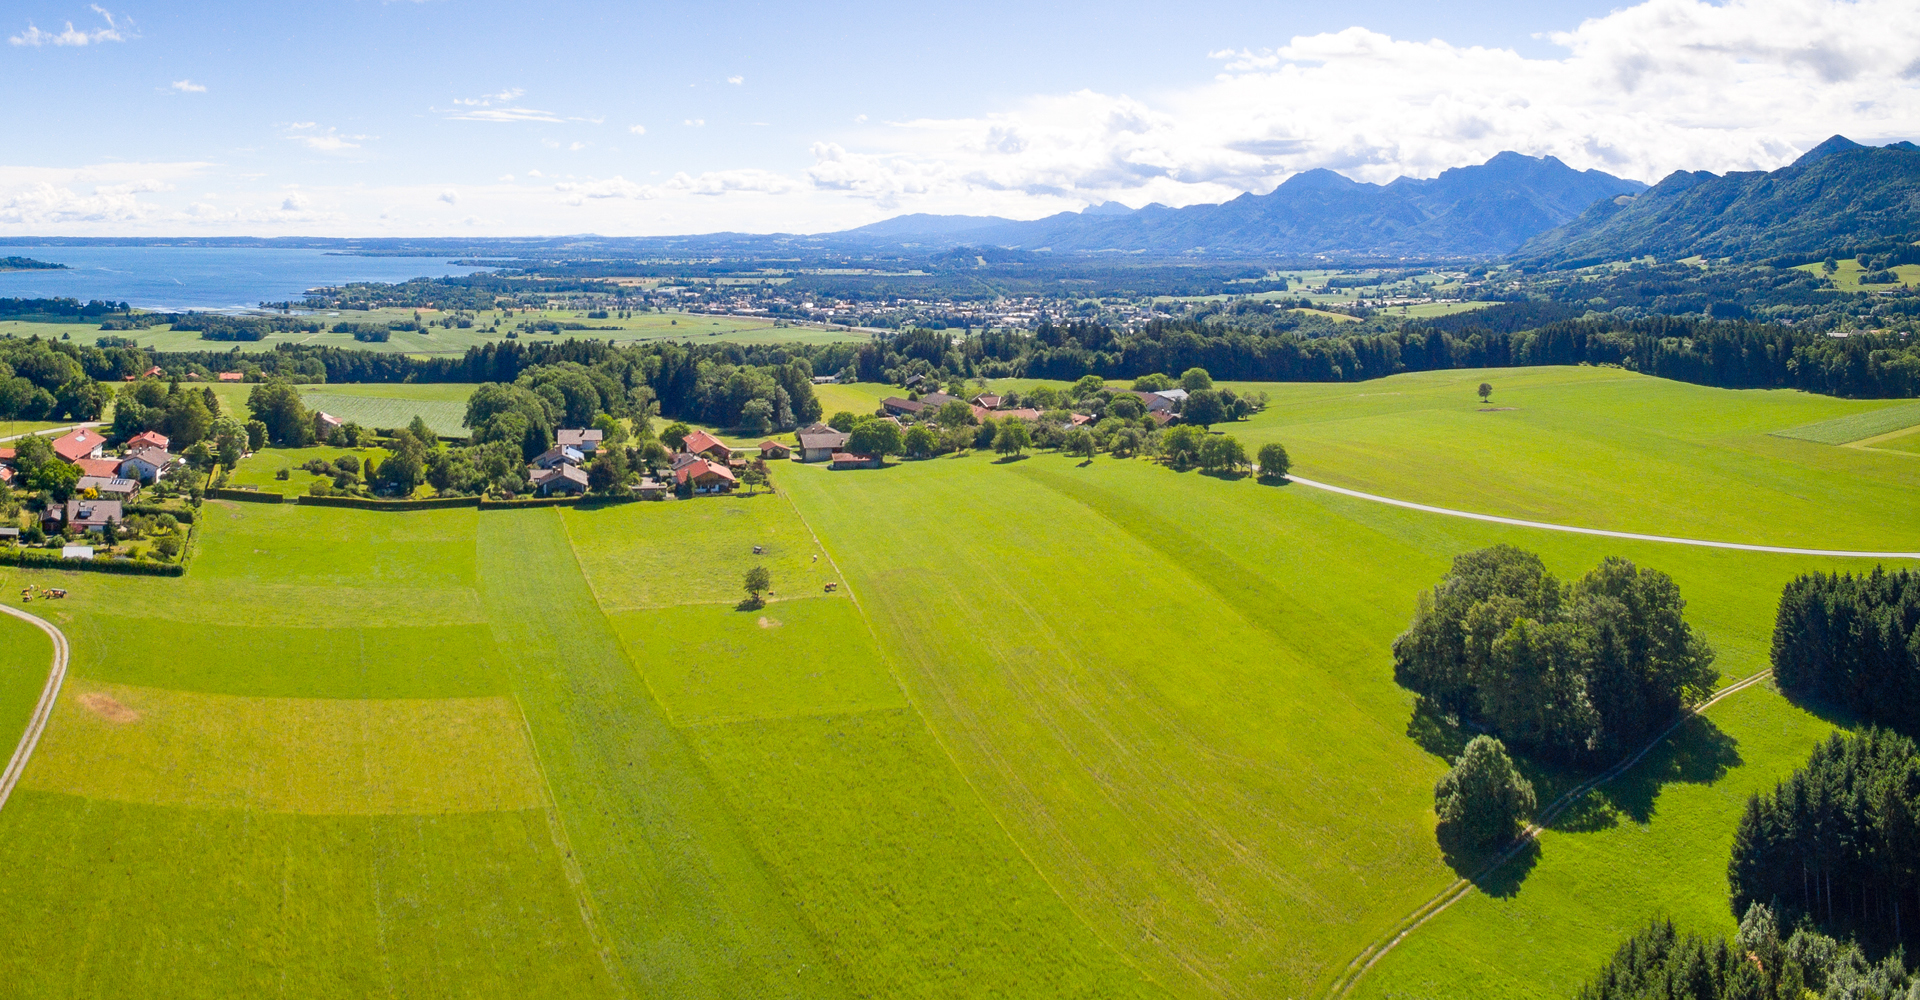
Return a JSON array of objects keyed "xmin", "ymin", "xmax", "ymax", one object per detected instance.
[
  {"xmin": 827, "ymin": 152, "xmax": 1645, "ymax": 258},
  {"xmin": 1517, "ymin": 136, "xmax": 1920, "ymax": 266}
]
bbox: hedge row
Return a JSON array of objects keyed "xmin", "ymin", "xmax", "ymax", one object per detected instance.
[
  {"xmin": 0, "ymin": 547, "xmax": 185, "ymax": 577},
  {"xmin": 124, "ymin": 503, "xmax": 197, "ymax": 523},
  {"xmin": 206, "ymin": 488, "xmax": 286, "ymax": 504},
  {"xmin": 295, "ymin": 495, "xmax": 478, "ymax": 511},
  {"xmin": 478, "ymin": 496, "xmax": 585, "ymax": 509}
]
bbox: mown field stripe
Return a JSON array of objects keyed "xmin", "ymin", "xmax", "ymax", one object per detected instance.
[
  {"xmin": 1325, "ymin": 669, "xmax": 1776, "ymax": 999},
  {"xmin": 0, "ymin": 604, "xmax": 68, "ymax": 815},
  {"xmin": 1287, "ymin": 475, "xmax": 1920, "ymax": 559},
  {"xmin": 478, "ymin": 508, "xmax": 850, "ymax": 1000}
]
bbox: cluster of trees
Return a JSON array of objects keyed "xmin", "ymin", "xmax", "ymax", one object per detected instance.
[
  {"xmin": 1577, "ymin": 905, "xmax": 1919, "ymax": 1000},
  {"xmin": 1770, "ymin": 568, "xmax": 1920, "ymax": 726},
  {"xmin": 0, "ymin": 297, "xmax": 125, "ymax": 319},
  {"xmin": 0, "ymin": 338, "xmax": 113, "ymax": 421},
  {"xmin": 1728, "ymin": 729, "xmax": 1920, "ymax": 950},
  {"xmin": 1393, "ymin": 545, "xmax": 1720, "ymax": 762},
  {"xmin": 168, "ymin": 314, "xmax": 325, "ymax": 342}
]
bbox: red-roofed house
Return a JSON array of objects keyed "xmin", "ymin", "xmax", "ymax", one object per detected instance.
[
  {"xmin": 143, "ymin": 365, "xmax": 163, "ymax": 379},
  {"xmin": 673, "ymin": 458, "xmax": 736, "ymax": 494},
  {"xmin": 680, "ymin": 430, "xmax": 734, "ymax": 461},
  {"xmin": 51, "ymin": 428, "xmax": 106, "ymax": 464},
  {"xmin": 126, "ymin": 430, "xmax": 170, "ymax": 452},
  {"xmin": 75, "ymin": 457, "xmax": 121, "ymax": 479},
  {"xmin": 217, "ymin": 372, "xmax": 244, "ymax": 382},
  {"xmin": 758, "ymin": 440, "xmax": 792, "ymax": 459},
  {"xmin": 830, "ymin": 452, "xmax": 881, "ymax": 470}
]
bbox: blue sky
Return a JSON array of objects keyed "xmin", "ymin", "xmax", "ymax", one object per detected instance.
[{"xmin": 3, "ymin": 0, "xmax": 1915, "ymax": 235}]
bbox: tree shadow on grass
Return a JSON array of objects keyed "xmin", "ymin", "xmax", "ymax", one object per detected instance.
[
  {"xmin": 1256, "ymin": 475, "xmax": 1292, "ymax": 487},
  {"xmin": 993, "ymin": 454, "xmax": 1030, "ymax": 464},
  {"xmin": 734, "ymin": 596, "xmax": 766, "ymax": 612},
  {"xmin": 1437, "ymin": 821, "xmax": 1540, "ymax": 899},
  {"xmin": 1199, "ymin": 469, "xmax": 1249, "ymax": 482}
]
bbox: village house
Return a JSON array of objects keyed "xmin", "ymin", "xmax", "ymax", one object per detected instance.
[
  {"xmin": 674, "ymin": 457, "xmax": 737, "ymax": 494},
  {"xmin": 314, "ymin": 411, "xmax": 344, "ymax": 439},
  {"xmin": 556, "ymin": 428, "xmax": 604, "ymax": 454},
  {"xmin": 217, "ymin": 372, "xmax": 244, "ymax": 383},
  {"xmin": 125, "ymin": 430, "xmax": 170, "ymax": 452},
  {"xmin": 758, "ymin": 440, "xmax": 792, "ymax": 460},
  {"xmin": 75, "ymin": 457, "xmax": 121, "ymax": 479},
  {"xmin": 1128, "ymin": 390, "xmax": 1175, "ymax": 413},
  {"xmin": 530, "ymin": 464, "xmax": 589, "ymax": 496},
  {"xmin": 634, "ymin": 476, "xmax": 671, "ymax": 500},
  {"xmin": 881, "ymin": 397, "xmax": 925, "ymax": 417},
  {"xmin": 531, "ymin": 445, "xmax": 586, "ymax": 469},
  {"xmin": 970, "ymin": 394, "xmax": 1002, "ymax": 409},
  {"xmin": 117, "ymin": 447, "xmax": 174, "ymax": 484},
  {"xmin": 680, "ymin": 429, "xmax": 735, "ymax": 461},
  {"xmin": 51, "ymin": 428, "xmax": 106, "ymax": 464},
  {"xmin": 76, "ymin": 476, "xmax": 140, "ymax": 500},
  {"xmin": 50, "ymin": 498, "xmax": 123, "ymax": 533},
  {"xmin": 830, "ymin": 452, "xmax": 882, "ymax": 470},
  {"xmin": 918, "ymin": 392, "xmax": 961, "ymax": 409},
  {"xmin": 795, "ymin": 424, "xmax": 850, "ymax": 462}
]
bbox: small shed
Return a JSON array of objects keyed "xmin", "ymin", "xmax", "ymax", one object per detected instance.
[{"xmin": 758, "ymin": 440, "xmax": 792, "ymax": 460}]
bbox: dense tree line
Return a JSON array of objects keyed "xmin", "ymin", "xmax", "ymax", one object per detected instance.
[
  {"xmin": 0, "ymin": 337, "xmax": 116, "ymax": 420},
  {"xmin": 0, "ymin": 297, "xmax": 127, "ymax": 319},
  {"xmin": 1728, "ymin": 730, "xmax": 1920, "ymax": 952},
  {"xmin": 1393, "ymin": 545, "xmax": 1719, "ymax": 762},
  {"xmin": 1770, "ymin": 569, "xmax": 1920, "ymax": 726},
  {"xmin": 1577, "ymin": 905, "xmax": 1918, "ymax": 1000}
]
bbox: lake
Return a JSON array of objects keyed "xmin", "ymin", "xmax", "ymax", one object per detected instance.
[{"xmin": 0, "ymin": 246, "xmax": 493, "ymax": 312}]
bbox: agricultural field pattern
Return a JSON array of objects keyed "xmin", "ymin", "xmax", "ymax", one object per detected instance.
[{"xmin": 2, "ymin": 366, "xmax": 1918, "ymax": 999}]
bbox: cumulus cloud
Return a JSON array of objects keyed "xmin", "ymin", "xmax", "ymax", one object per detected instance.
[
  {"xmin": 0, "ymin": 162, "xmax": 201, "ymax": 226},
  {"xmin": 800, "ymin": 0, "xmax": 1920, "ymax": 215},
  {"xmin": 281, "ymin": 192, "xmax": 309, "ymax": 211},
  {"xmin": 439, "ymin": 189, "xmax": 458, "ymax": 204},
  {"xmin": 727, "ymin": 75, "xmax": 744, "ymax": 85},
  {"xmin": 684, "ymin": 119, "xmax": 705, "ymax": 127},
  {"xmin": 170, "ymin": 79, "xmax": 206, "ymax": 93},
  {"xmin": 10, "ymin": 5, "xmax": 129, "ymax": 46},
  {"xmin": 628, "ymin": 124, "xmax": 647, "ymax": 135}
]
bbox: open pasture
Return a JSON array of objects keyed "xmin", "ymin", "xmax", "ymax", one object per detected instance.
[
  {"xmin": 1228, "ymin": 365, "xmax": 1920, "ymax": 550},
  {"xmin": 0, "ymin": 366, "xmax": 1905, "ymax": 999},
  {"xmin": 299, "ymin": 384, "xmax": 473, "ymax": 436}
]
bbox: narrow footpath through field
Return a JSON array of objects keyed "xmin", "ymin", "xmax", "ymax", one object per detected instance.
[
  {"xmin": 0, "ymin": 605, "xmax": 69, "ymax": 814},
  {"xmin": 1286, "ymin": 475, "xmax": 1920, "ymax": 559}
]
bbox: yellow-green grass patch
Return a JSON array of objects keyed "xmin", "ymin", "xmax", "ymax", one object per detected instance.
[
  {"xmin": 1867, "ymin": 425, "xmax": 1920, "ymax": 454},
  {"xmin": 561, "ymin": 497, "xmax": 839, "ymax": 611},
  {"xmin": 1792, "ymin": 258, "xmax": 1920, "ymax": 290},
  {"xmin": 608, "ymin": 597, "xmax": 903, "ymax": 726},
  {"xmin": 688, "ymin": 708, "xmax": 1166, "ymax": 999},
  {"xmin": 24, "ymin": 680, "xmax": 545, "ymax": 815},
  {"xmin": 0, "ymin": 611, "xmax": 53, "ymax": 762},
  {"xmin": 811, "ymin": 381, "xmax": 891, "ymax": 417},
  {"xmin": 299, "ymin": 386, "xmax": 474, "ymax": 436},
  {"xmin": 227, "ymin": 445, "xmax": 397, "ymax": 496},
  {"xmin": 1227, "ymin": 365, "xmax": 1920, "ymax": 550},
  {"xmin": 0, "ymin": 795, "xmax": 618, "ymax": 998},
  {"xmin": 67, "ymin": 616, "xmax": 508, "ymax": 698}
]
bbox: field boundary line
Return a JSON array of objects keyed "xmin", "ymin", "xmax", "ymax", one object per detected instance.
[
  {"xmin": 775, "ymin": 483, "xmax": 1178, "ymax": 998},
  {"xmin": 0, "ymin": 603, "xmax": 71, "ymax": 814},
  {"xmin": 1324, "ymin": 668, "xmax": 1775, "ymax": 999},
  {"xmin": 0, "ymin": 421, "xmax": 104, "ymax": 444},
  {"xmin": 1286, "ymin": 475, "xmax": 1920, "ymax": 559}
]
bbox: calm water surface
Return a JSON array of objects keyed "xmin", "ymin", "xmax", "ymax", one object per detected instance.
[{"xmin": 0, "ymin": 246, "xmax": 490, "ymax": 312}]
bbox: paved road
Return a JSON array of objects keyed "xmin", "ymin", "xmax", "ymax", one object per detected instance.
[
  {"xmin": 0, "ymin": 603, "xmax": 69, "ymax": 815},
  {"xmin": 1287, "ymin": 475, "xmax": 1920, "ymax": 560},
  {"xmin": 1324, "ymin": 668, "xmax": 1777, "ymax": 998},
  {"xmin": 0, "ymin": 422, "xmax": 104, "ymax": 445}
]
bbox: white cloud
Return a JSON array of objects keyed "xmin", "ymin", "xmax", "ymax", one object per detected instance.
[
  {"xmin": 285, "ymin": 124, "xmax": 373, "ymax": 152},
  {"xmin": 798, "ymin": 0, "xmax": 1920, "ymax": 216},
  {"xmin": 170, "ymin": 79, "xmax": 206, "ymax": 93},
  {"xmin": 569, "ymin": 142, "xmax": 587, "ymax": 151},
  {"xmin": 684, "ymin": 119, "xmax": 705, "ymax": 127},
  {"xmin": 440, "ymin": 88, "xmax": 600, "ymax": 124},
  {"xmin": 10, "ymin": 5, "xmax": 129, "ymax": 46},
  {"xmin": 281, "ymin": 192, "xmax": 309, "ymax": 211},
  {"xmin": 498, "ymin": 173, "xmax": 515, "ymax": 181},
  {"xmin": 439, "ymin": 189, "xmax": 459, "ymax": 204},
  {"xmin": 727, "ymin": 75, "xmax": 744, "ymax": 85},
  {"xmin": 628, "ymin": 124, "xmax": 647, "ymax": 135},
  {"xmin": 0, "ymin": 161, "xmax": 201, "ymax": 226}
]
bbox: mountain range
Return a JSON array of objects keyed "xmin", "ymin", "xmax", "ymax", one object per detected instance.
[
  {"xmin": 1514, "ymin": 136, "xmax": 1920, "ymax": 266},
  {"xmin": 830, "ymin": 152, "xmax": 1647, "ymax": 259}
]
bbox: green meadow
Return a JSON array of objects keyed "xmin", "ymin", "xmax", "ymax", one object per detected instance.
[{"xmin": 0, "ymin": 365, "xmax": 1904, "ymax": 998}]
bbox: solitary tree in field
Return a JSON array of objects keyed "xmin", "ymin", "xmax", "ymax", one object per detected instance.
[
  {"xmin": 993, "ymin": 420, "xmax": 1031, "ymax": 457},
  {"xmin": 1434, "ymin": 735, "xmax": 1536, "ymax": 849},
  {"xmin": 744, "ymin": 565, "xmax": 771, "ymax": 607},
  {"xmin": 1256, "ymin": 442, "xmax": 1291, "ymax": 481},
  {"xmin": 1478, "ymin": 383, "xmax": 1493, "ymax": 403}
]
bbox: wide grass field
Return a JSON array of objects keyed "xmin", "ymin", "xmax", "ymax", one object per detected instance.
[
  {"xmin": 0, "ymin": 364, "xmax": 1902, "ymax": 999},
  {"xmin": 9, "ymin": 308, "xmax": 868, "ymax": 356}
]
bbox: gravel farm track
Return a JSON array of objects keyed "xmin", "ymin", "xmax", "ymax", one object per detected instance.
[{"xmin": 0, "ymin": 604, "xmax": 69, "ymax": 814}]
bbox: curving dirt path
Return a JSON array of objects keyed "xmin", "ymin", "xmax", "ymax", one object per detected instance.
[
  {"xmin": 1286, "ymin": 475, "xmax": 1920, "ymax": 560},
  {"xmin": 1322, "ymin": 668, "xmax": 1777, "ymax": 999},
  {"xmin": 0, "ymin": 603, "xmax": 71, "ymax": 814}
]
